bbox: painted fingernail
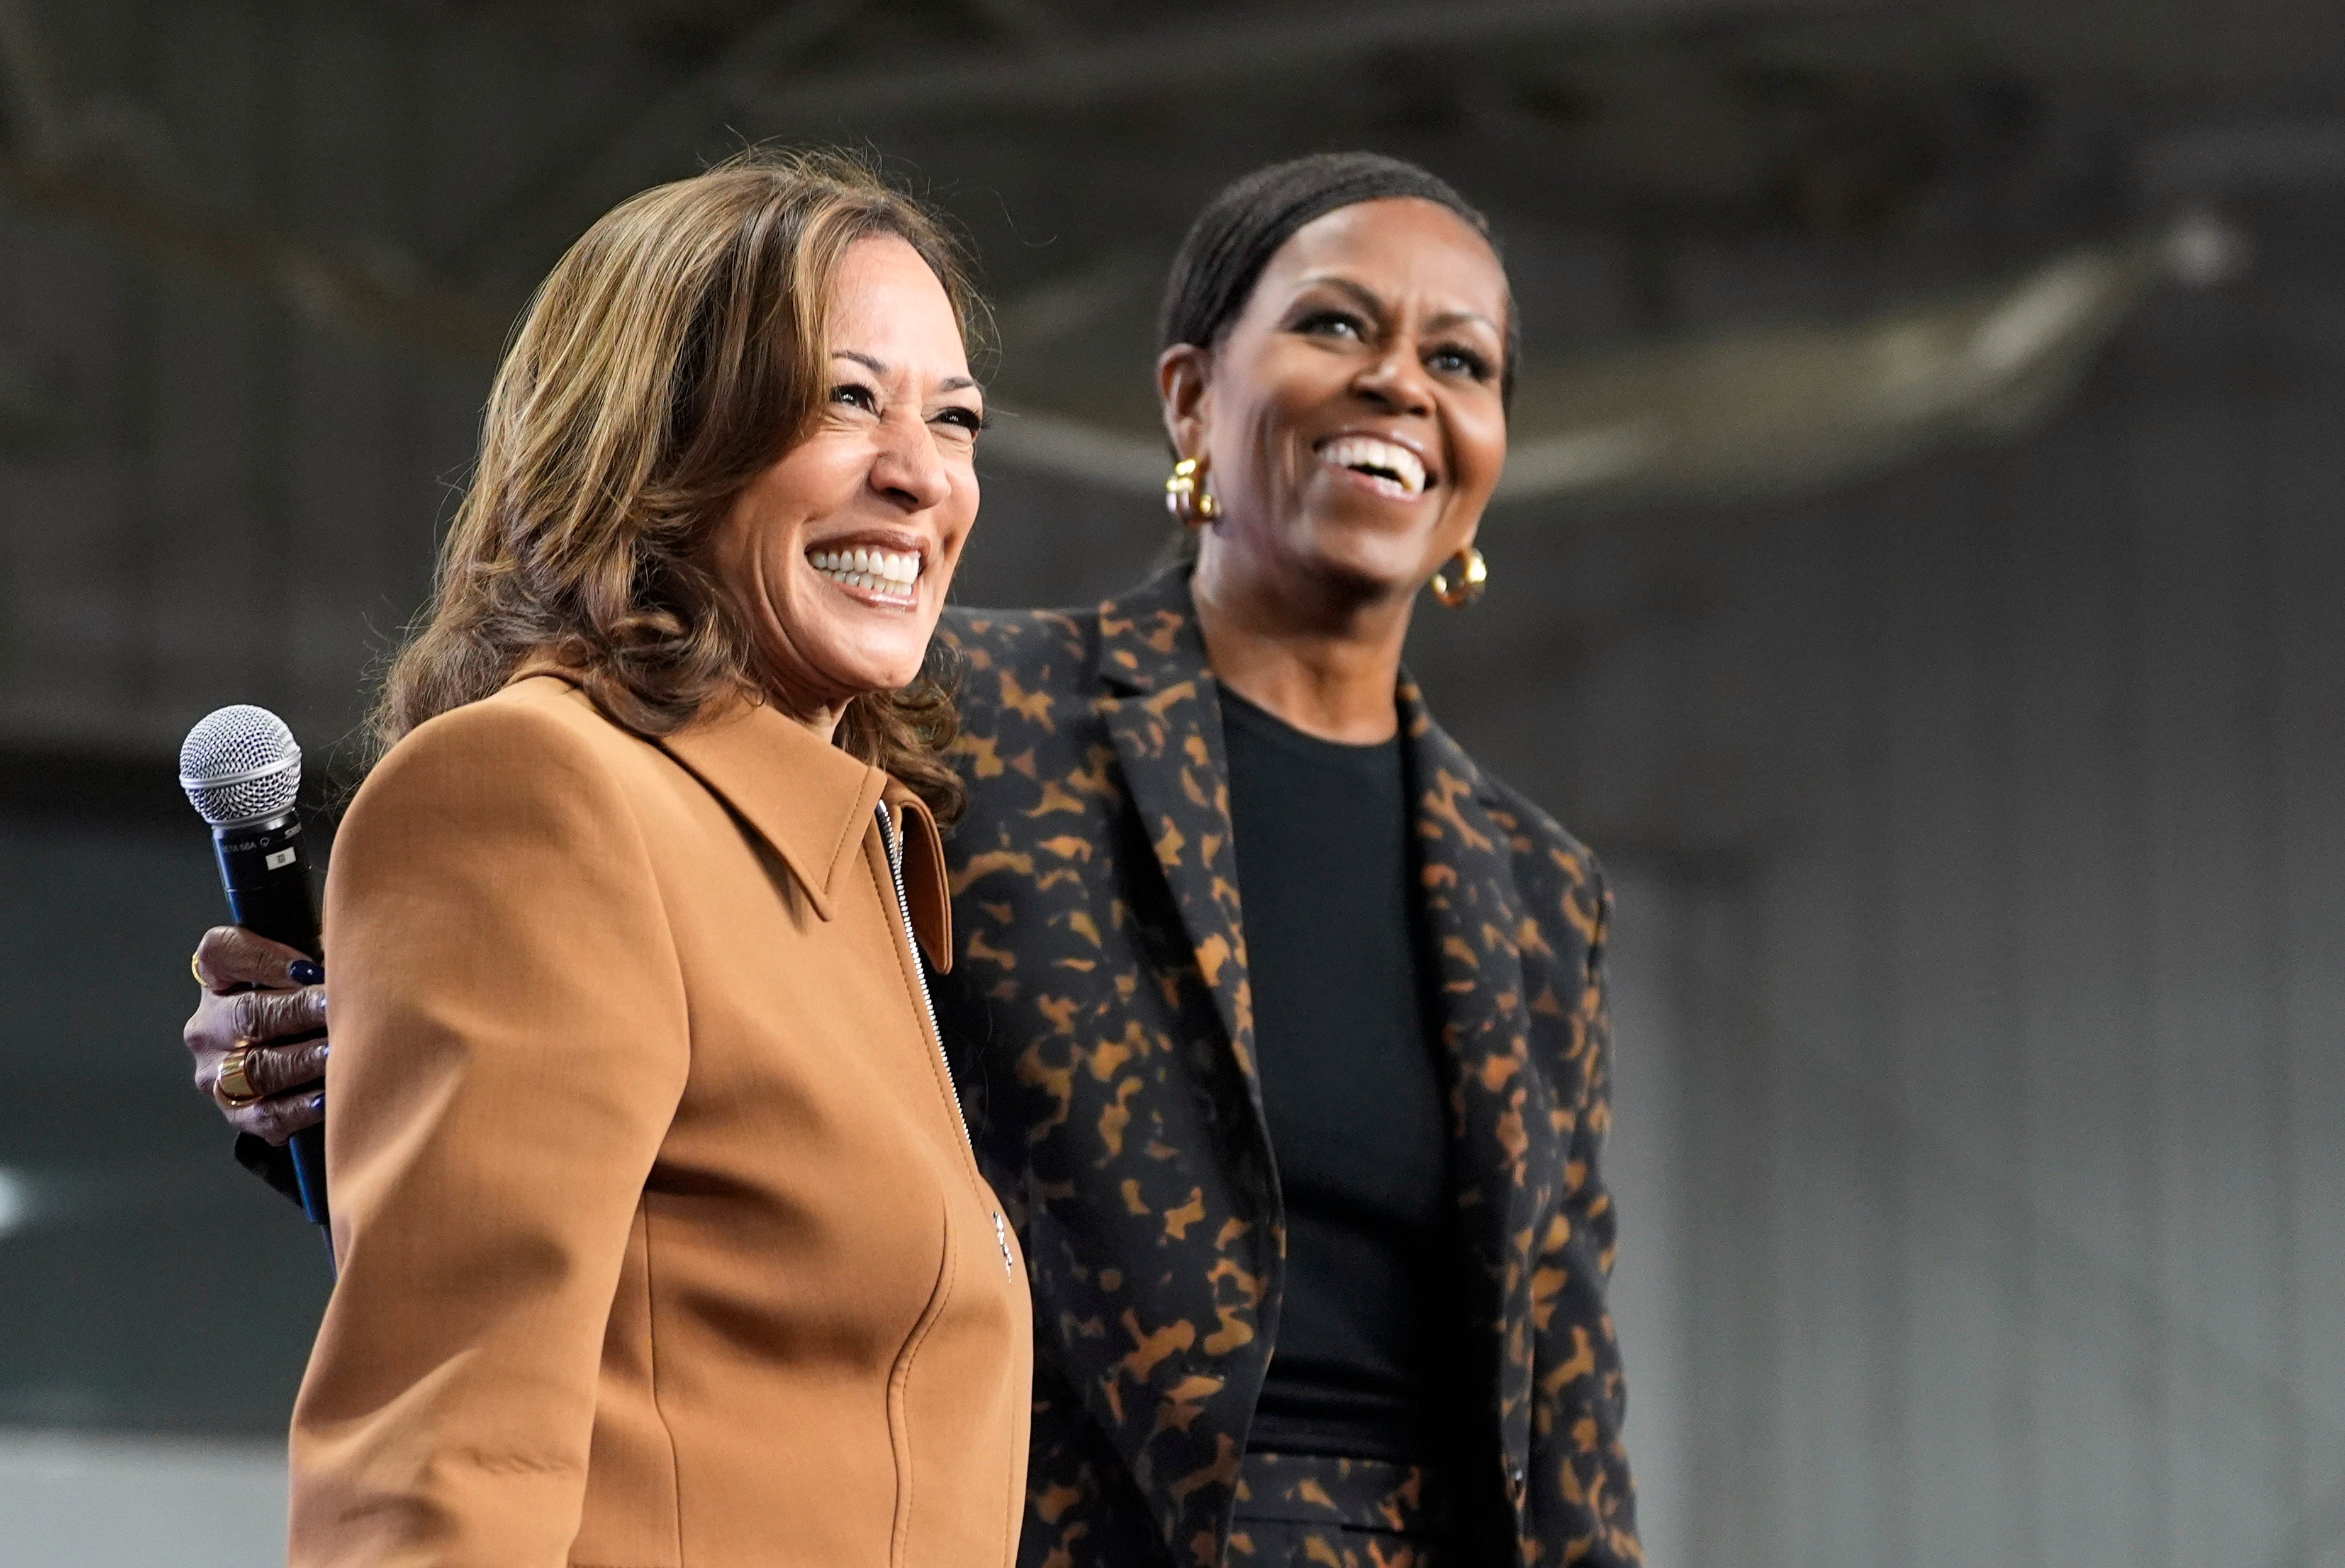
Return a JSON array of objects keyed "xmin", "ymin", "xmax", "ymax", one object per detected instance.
[
  {"xmin": 308, "ymin": 1094, "xmax": 325, "ymax": 1112},
  {"xmin": 289, "ymin": 960, "xmax": 323, "ymax": 986},
  {"xmin": 317, "ymin": 1043, "xmax": 329, "ymax": 1059}
]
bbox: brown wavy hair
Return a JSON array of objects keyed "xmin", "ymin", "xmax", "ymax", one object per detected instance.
[{"xmin": 371, "ymin": 147, "xmax": 983, "ymax": 824}]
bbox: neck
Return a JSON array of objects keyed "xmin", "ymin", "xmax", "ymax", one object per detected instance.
[
  {"xmin": 751, "ymin": 672, "xmax": 847, "ymax": 747},
  {"xmin": 788, "ymin": 702, "xmax": 846, "ymax": 746},
  {"xmin": 1189, "ymin": 537, "xmax": 1414, "ymax": 745}
]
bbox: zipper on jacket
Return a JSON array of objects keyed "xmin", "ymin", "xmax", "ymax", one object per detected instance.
[{"xmin": 877, "ymin": 804, "xmax": 1012, "ymax": 1276}]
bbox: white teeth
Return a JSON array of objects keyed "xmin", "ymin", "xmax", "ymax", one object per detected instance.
[
  {"xmin": 809, "ymin": 546, "xmax": 922, "ymax": 595},
  {"xmin": 1319, "ymin": 435, "xmax": 1426, "ymax": 496}
]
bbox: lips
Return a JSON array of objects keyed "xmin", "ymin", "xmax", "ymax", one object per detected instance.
[{"xmin": 1316, "ymin": 434, "xmax": 1429, "ymax": 497}]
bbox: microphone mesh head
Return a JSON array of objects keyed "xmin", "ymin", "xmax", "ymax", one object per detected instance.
[{"xmin": 179, "ymin": 705, "xmax": 303, "ymax": 827}]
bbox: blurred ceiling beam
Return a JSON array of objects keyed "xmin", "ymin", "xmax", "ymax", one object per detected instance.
[
  {"xmin": 742, "ymin": 0, "xmax": 1898, "ymax": 128},
  {"xmin": 0, "ymin": 150, "xmax": 510, "ymax": 366},
  {"xmin": 0, "ymin": 0, "xmax": 509, "ymax": 371},
  {"xmin": 445, "ymin": 0, "xmax": 1905, "ymax": 286},
  {"xmin": 1491, "ymin": 217, "xmax": 2239, "ymax": 498},
  {"xmin": 433, "ymin": 0, "xmax": 867, "ymax": 286}
]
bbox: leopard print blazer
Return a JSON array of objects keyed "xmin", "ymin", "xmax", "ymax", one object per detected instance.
[{"xmin": 934, "ymin": 566, "xmax": 1640, "ymax": 1568}]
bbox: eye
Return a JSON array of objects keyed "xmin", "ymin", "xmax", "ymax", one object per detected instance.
[
  {"xmin": 1428, "ymin": 344, "xmax": 1495, "ymax": 381},
  {"xmin": 933, "ymin": 405, "xmax": 986, "ymax": 437},
  {"xmin": 830, "ymin": 382, "xmax": 879, "ymax": 413},
  {"xmin": 1293, "ymin": 309, "xmax": 1368, "ymax": 342}
]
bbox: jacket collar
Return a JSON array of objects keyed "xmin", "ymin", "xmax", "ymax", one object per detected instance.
[
  {"xmin": 1089, "ymin": 567, "xmax": 1255, "ymax": 1063},
  {"xmin": 505, "ymin": 667, "xmax": 951, "ymax": 968},
  {"xmin": 1093, "ymin": 563, "xmax": 1206, "ymax": 695}
]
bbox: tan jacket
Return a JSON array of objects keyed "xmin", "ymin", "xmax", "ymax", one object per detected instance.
[{"xmin": 291, "ymin": 673, "xmax": 1031, "ymax": 1568}]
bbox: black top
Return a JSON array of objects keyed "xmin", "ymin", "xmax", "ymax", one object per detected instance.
[{"xmin": 1219, "ymin": 687, "xmax": 1459, "ymax": 1463}]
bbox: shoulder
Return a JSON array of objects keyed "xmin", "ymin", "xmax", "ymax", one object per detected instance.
[
  {"xmin": 1474, "ymin": 762, "xmax": 1613, "ymax": 952},
  {"xmin": 344, "ymin": 677, "xmax": 647, "ymax": 841},
  {"xmin": 940, "ymin": 605, "xmax": 1095, "ymax": 686},
  {"xmin": 371, "ymin": 675, "xmax": 631, "ymax": 780},
  {"xmin": 939, "ymin": 603, "xmax": 1099, "ymax": 737},
  {"xmin": 322, "ymin": 680, "xmax": 684, "ymax": 985}
]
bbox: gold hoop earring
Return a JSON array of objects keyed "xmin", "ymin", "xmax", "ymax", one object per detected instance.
[
  {"xmin": 1430, "ymin": 547, "xmax": 1488, "ymax": 608},
  {"xmin": 1165, "ymin": 456, "xmax": 1221, "ymax": 527}
]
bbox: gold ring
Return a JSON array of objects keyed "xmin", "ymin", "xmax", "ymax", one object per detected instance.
[
  {"xmin": 190, "ymin": 953, "xmax": 206, "ymax": 986},
  {"xmin": 217, "ymin": 1042, "xmax": 264, "ymax": 1108}
]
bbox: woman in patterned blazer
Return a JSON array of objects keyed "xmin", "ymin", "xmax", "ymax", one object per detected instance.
[
  {"xmin": 941, "ymin": 153, "xmax": 1638, "ymax": 1567},
  {"xmin": 186, "ymin": 152, "xmax": 1635, "ymax": 1567}
]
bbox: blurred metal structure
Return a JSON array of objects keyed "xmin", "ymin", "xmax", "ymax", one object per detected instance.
[
  {"xmin": 0, "ymin": 0, "xmax": 2307, "ymax": 507},
  {"xmin": 983, "ymin": 213, "xmax": 2254, "ymax": 499}
]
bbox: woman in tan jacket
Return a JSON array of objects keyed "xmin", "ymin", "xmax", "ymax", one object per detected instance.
[{"xmin": 277, "ymin": 151, "xmax": 1030, "ymax": 1566}]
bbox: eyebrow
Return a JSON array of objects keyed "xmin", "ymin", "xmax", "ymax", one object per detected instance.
[
  {"xmin": 1294, "ymin": 275, "xmax": 1501, "ymax": 337},
  {"xmin": 832, "ymin": 349, "xmax": 981, "ymax": 396}
]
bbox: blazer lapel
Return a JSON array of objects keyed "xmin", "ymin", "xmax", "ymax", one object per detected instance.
[
  {"xmin": 1401, "ymin": 676, "xmax": 1553, "ymax": 1474},
  {"xmin": 661, "ymin": 700, "xmax": 953, "ymax": 967},
  {"xmin": 503, "ymin": 670, "xmax": 890, "ymax": 919},
  {"xmin": 1091, "ymin": 568, "xmax": 1256, "ymax": 1080},
  {"xmin": 882, "ymin": 785, "xmax": 954, "ymax": 972},
  {"xmin": 506, "ymin": 670, "xmax": 935, "ymax": 946}
]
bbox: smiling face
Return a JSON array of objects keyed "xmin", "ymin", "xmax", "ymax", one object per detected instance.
[
  {"xmin": 1161, "ymin": 196, "xmax": 1511, "ymax": 610},
  {"xmin": 705, "ymin": 233, "xmax": 983, "ymax": 724}
]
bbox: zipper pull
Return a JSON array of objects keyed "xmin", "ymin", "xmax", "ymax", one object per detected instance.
[{"xmin": 993, "ymin": 1211, "xmax": 1014, "ymax": 1275}]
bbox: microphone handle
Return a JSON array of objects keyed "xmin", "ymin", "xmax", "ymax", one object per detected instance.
[{"xmin": 216, "ymin": 814, "xmax": 330, "ymax": 1231}]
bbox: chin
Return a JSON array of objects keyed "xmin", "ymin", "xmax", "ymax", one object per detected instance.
[
  {"xmin": 788, "ymin": 592, "xmax": 937, "ymax": 696},
  {"xmin": 1289, "ymin": 511, "xmax": 1442, "ymax": 596},
  {"xmin": 831, "ymin": 637, "xmax": 934, "ymax": 696},
  {"xmin": 822, "ymin": 660, "xmax": 924, "ymax": 700}
]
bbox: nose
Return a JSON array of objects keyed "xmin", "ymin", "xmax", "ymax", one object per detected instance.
[
  {"xmin": 1351, "ymin": 342, "xmax": 1435, "ymax": 416},
  {"xmin": 868, "ymin": 411, "xmax": 953, "ymax": 513}
]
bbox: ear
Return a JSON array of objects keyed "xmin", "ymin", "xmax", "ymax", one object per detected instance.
[{"xmin": 1156, "ymin": 342, "xmax": 1213, "ymax": 459}]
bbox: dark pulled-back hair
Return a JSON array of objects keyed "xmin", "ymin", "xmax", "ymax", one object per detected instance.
[{"xmin": 1157, "ymin": 150, "xmax": 1515, "ymax": 405}]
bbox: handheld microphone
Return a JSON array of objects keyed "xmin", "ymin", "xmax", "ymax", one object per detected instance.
[{"xmin": 179, "ymin": 705, "xmax": 330, "ymax": 1233}]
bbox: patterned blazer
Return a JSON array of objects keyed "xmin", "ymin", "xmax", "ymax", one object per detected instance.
[{"xmin": 936, "ymin": 566, "xmax": 1640, "ymax": 1568}]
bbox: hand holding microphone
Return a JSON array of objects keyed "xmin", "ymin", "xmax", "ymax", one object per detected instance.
[
  {"xmin": 179, "ymin": 705, "xmax": 332, "ymax": 1232},
  {"xmin": 184, "ymin": 930, "xmax": 328, "ymax": 1143}
]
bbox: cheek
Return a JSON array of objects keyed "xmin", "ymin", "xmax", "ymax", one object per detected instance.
[
  {"xmin": 944, "ymin": 466, "xmax": 981, "ymax": 549},
  {"xmin": 734, "ymin": 518, "xmax": 806, "ymax": 619},
  {"xmin": 1217, "ymin": 348, "xmax": 1335, "ymax": 492},
  {"xmin": 1229, "ymin": 406, "xmax": 1314, "ymax": 522},
  {"xmin": 707, "ymin": 509, "xmax": 771, "ymax": 610},
  {"xmin": 758, "ymin": 435, "xmax": 865, "ymax": 540},
  {"xmin": 1450, "ymin": 404, "xmax": 1509, "ymax": 499}
]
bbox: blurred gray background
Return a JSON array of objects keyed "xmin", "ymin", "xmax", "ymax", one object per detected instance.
[{"xmin": 1, "ymin": 1, "xmax": 2340, "ymax": 1564}]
